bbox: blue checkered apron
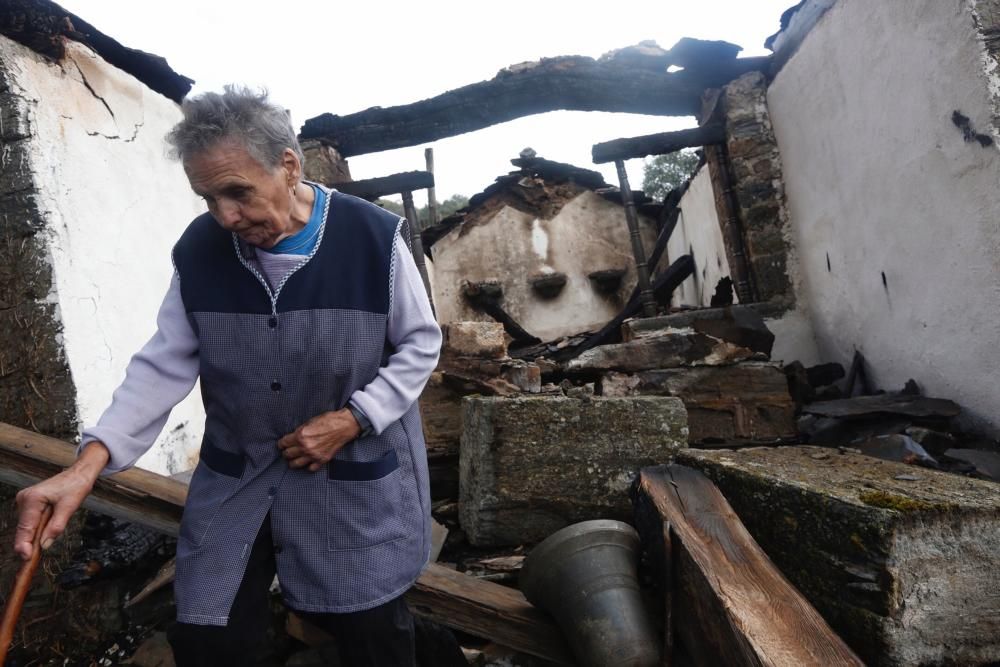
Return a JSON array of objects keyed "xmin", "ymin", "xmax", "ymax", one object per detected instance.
[{"xmin": 170, "ymin": 192, "xmax": 432, "ymax": 625}]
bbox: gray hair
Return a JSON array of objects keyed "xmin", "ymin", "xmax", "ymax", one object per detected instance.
[{"xmin": 166, "ymin": 85, "xmax": 304, "ymax": 170}]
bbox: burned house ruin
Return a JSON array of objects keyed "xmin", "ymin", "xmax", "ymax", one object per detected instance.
[{"xmin": 1, "ymin": 0, "xmax": 999, "ymax": 665}]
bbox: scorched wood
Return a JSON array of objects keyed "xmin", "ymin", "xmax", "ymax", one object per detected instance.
[
  {"xmin": 300, "ymin": 56, "xmax": 768, "ymax": 157},
  {"xmin": 631, "ymin": 464, "xmax": 863, "ymax": 666}
]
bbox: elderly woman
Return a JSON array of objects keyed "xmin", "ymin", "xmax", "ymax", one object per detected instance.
[{"xmin": 13, "ymin": 86, "xmax": 441, "ymax": 666}]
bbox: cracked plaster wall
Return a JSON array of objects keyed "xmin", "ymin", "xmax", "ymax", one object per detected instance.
[
  {"xmin": 430, "ymin": 190, "xmax": 657, "ymax": 342},
  {"xmin": 669, "ymin": 164, "xmax": 732, "ymax": 308},
  {"xmin": 1, "ymin": 36, "xmax": 206, "ymax": 473},
  {"xmin": 767, "ymin": 0, "xmax": 1000, "ymax": 435}
]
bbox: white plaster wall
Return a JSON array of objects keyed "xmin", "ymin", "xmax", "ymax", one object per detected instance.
[
  {"xmin": 5, "ymin": 38, "xmax": 206, "ymax": 473},
  {"xmin": 767, "ymin": 0, "xmax": 1000, "ymax": 434},
  {"xmin": 668, "ymin": 165, "xmax": 733, "ymax": 307},
  {"xmin": 431, "ymin": 190, "xmax": 658, "ymax": 342}
]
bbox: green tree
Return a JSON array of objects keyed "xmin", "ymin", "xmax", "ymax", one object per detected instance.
[
  {"xmin": 641, "ymin": 150, "xmax": 700, "ymax": 201},
  {"xmin": 376, "ymin": 194, "xmax": 469, "ymax": 226}
]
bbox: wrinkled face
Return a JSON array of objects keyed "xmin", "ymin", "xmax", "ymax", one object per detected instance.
[{"xmin": 184, "ymin": 141, "xmax": 299, "ymax": 249}]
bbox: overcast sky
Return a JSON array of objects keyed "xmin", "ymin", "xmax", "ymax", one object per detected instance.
[{"xmin": 59, "ymin": 0, "xmax": 792, "ymax": 201}]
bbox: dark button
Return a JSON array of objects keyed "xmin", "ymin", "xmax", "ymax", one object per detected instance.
[
  {"xmin": 271, "ymin": 381, "xmax": 281, "ymax": 392},
  {"xmin": 268, "ymin": 486, "xmax": 277, "ymax": 496},
  {"xmin": 274, "ymin": 544, "xmax": 283, "ymax": 554},
  {"xmin": 268, "ymin": 317, "xmax": 277, "ymax": 329}
]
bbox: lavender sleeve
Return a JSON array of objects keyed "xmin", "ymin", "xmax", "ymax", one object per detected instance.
[
  {"xmin": 348, "ymin": 232, "xmax": 442, "ymax": 434},
  {"xmin": 79, "ymin": 272, "xmax": 200, "ymax": 475}
]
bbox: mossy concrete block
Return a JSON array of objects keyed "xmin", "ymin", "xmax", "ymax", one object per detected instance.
[
  {"xmin": 460, "ymin": 396, "xmax": 688, "ymax": 547},
  {"xmin": 678, "ymin": 446, "xmax": 1000, "ymax": 666}
]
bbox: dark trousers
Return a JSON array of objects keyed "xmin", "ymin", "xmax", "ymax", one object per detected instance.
[{"xmin": 167, "ymin": 517, "xmax": 416, "ymax": 667}]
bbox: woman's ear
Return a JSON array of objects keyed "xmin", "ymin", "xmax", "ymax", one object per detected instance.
[{"xmin": 281, "ymin": 147, "xmax": 301, "ymax": 186}]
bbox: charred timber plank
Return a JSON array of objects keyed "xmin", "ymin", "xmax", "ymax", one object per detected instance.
[
  {"xmin": 592, "ymin": 123, "xmax": 726, "ymax": 164},
  {"xmin": 632, "ymin": 465, "xmax": 862, "ymax": 666},
  {"xmin": 803, "ymin": 394, "xmax": 961, "ymax": 420},
  {"xmin": 0, "ymin": 422, "xmax": 570, "ymax": 660},
  {"xmin": 333, "ymin": 171, "xmax": 434, "ymax": 201},
  {"xmin": 300, "ymin": 56, "xmax": 769, "ymax": 157},
  {"xmin": 0, "ymin": 422, "xmax": 186, "ymax": 536},
  {"xmin": 407, "ymin": 563, "xmax": 574, "ymax": 665}
]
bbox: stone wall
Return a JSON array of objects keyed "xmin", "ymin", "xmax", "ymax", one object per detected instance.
[{"xmin": 717, "ymin": 71, "xmax": 794, "ymax": 306}]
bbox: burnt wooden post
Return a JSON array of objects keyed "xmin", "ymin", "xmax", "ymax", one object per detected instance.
[
  {"xmin": 425, "ymin": 148, "xmax": 439, "ymax": 226},
  {"xmin": 401, "ymin": 190, "xmax": 435, "ymax": 312},
  {"xmin": 614, "ymin": 159, "xmax": 657, "ymax": 318}
]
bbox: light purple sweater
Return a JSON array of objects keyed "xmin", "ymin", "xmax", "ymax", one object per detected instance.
[{"xmin": 81, "ymin": 228, "xmax": 441, "ymax": 475}]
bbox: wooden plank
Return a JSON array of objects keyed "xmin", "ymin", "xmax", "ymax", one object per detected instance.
[
  {"xmin": 592, "ymin": 123, "xmax": 725, "ymax": 164},
  {"xmin": 407, "ymin": 563, "xmax": 574, "ymax": 665},
  {"xmin": 803, "ymin": 394, "xmax": 961, "ymax": 420},
  {"xmin": 300, "ymin": 56, "xmax": 768, "ymax": 157},
  {"xmin": 0, "ymin": 422, "xmax": 570, "ymax": 662},
  {"xmin": 333, "ymin": 171, "xmax": 434, "ymax": 200},
  {"xmin": 0, "ymin": 422, "xmax": 186, "ymax": 536},
  {"xmin": 632, "ymin": 465, "xmax": 863, "ymax": 667}
]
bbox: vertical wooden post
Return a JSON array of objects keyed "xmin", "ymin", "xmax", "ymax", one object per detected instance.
[
  {"xmin": 425, "ymin": 147, "xmax": 439, "ymax": 226},
  {"xmin": 614, "ymin": 159, "xmax": 657, "ymax": 318},
  {"xmin": 401, "ymin": 190, "xmax": 436, "ymax": 313}
]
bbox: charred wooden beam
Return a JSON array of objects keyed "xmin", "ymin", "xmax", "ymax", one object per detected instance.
[
  {"xmin": 408, "ymin": 562, "xmax": 574, "ymax": 665},
  {"xmin": 0, "ymin": 422, "xmax": 567, "ymax": 660},
  {"xmin": 614, "ymin": 160, "xmax": 657, "ymax": 318},
  {"xmin": 300, "ymin": 56, "xmax": 769, "ymax": 157},
  {"xmin": 0, "ymin": 422, "xmax": 186, "ymax": 536},
  {"xmin": 401, "ymin": 190, "xmax": 435, "ymax": 313},
  {"xmin": 592, "ymin": 123, "xmax": 725, "ymax": 164},
  {"xmin": 631, "ymin": 465, "xmax": 863, "ymax": 666},
  {"xmin": 334, "ymin": 171, "xmax": 434, "ymax": 201}
]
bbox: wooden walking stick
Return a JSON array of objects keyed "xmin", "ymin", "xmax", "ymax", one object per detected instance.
[{"xmin": 0, "ymin": 504, "xmax": 53, "ymax": 663}]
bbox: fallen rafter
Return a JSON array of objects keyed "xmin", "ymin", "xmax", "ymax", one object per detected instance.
[
  {"xmin": 631, "ymin": 464, "xmax": 863, "ymax": 666},
  {"xmin": 0, "ymin": 422, "xmax": 570, "ymax": 663}
]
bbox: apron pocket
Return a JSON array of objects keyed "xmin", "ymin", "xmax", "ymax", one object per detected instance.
[
  {"xmin": 179, "ymin": 438, "xmax": 244, "ymax": 547},
  {"xmin": 326, "ymin": 449, "xmax": 406, "ymax": 551}
]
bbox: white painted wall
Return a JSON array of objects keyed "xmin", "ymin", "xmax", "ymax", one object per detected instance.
[
  {"xmin": 767, "ymin": 0, "xmax": 1000, "ymax": 434},
  {"xmin": 668, "ymin": 165, "xmax": 733, "ymax": 307},
  {"xmin": 431, "ymin": 190, "xmax": 658, "ymax": 342},
  {"xmin": 5, "ymin": 38, "xmax": 206, "ymax": 473}
]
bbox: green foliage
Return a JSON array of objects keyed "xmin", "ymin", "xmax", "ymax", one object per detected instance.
[
  {"xmin": 641, "ymin": 150, "xmax": 701, "ymax": 201},
  {"xmin": 376, "ymin": 194, "xmax": 470, "ymax": 225}
]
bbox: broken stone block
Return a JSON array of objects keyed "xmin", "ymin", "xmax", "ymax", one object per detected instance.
[
  {"xmin": 442, "ymin": 321, "xmax": 509, "ymax": 359},
  {"xmin": 677, "ymin": 446, "xmax": 1000, "ymax": 666},
  {"xmin": 565, "ymin": 329, "xmax": 756, "ymax": 374},
  {"xmin": 301, "ymin": 139, "xmax": 351, "ymax": 185},
  {"xmin": 600, "ymin": 363, "xmax": 796, "ymax": 443},
  {"xmin": 460, "ymin": 396, "xmax": 688, "ymax": 547},
  {"xmin": 621, "ymin": 305, "xmax": 774, "ymax": 357}
]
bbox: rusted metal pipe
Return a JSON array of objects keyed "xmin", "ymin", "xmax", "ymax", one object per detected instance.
[
  {"xmin": 0, "ymin": 505, "xmax": 53, "ymax": 663},
  {"xmin": 614, "ymin": 160, "xmax": 657, "ymax": 318}
]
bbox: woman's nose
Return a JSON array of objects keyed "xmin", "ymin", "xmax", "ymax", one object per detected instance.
[{"xmin": 213, "ymin": 198, "xmax": 242, "ymax": 229}]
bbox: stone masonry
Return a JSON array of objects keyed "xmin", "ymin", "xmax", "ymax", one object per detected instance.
[{"xmin": 460, "ymin": 395, "xmax": 688, "ymax": 547}]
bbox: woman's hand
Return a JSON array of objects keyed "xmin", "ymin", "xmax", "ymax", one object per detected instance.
[
  {"xmin": 13, "ymin": 441, "xmax": 109, "ymax": 560},
  {"xmin": 278, "ymin": 409, "xmax": 362, "ymax": 472}
]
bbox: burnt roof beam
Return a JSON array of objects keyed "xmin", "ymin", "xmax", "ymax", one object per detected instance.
[
  {"xmin": 300, "ymin": 56, "xmax": 768, "ymax": 157},
  {"xmin": 592, "ymin": 122, "xmax": 726, "ymax": 164},
  {"xmin": 332, "ymin": 170, "xmax": 434, "ymax": 201}
]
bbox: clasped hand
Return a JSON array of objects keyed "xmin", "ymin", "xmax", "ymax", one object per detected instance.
[{"xmin": 277, "ymin": 408, "xmax": 361, "ymax": 472}]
